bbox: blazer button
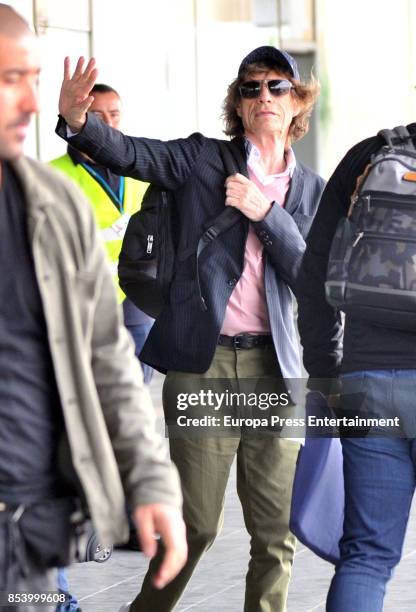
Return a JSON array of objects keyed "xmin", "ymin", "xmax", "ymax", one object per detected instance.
[{"xmin": 228, "ymin": 278, "xmax": 237, "ymax": 287}]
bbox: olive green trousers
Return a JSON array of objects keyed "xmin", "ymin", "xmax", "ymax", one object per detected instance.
[{"xmin": 131, "ymin": 345, "xmax": 300, "ymax": 612}]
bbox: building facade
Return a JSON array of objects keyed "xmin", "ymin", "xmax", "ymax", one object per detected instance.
[{"xmin": 8, "ymin": 0, "xmax": 416, "ymax": 178}]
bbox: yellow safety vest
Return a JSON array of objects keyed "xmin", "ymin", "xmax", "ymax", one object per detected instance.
[{"xmin": 50, "ymin": 153, "xmax": 148, "ymax": 303}]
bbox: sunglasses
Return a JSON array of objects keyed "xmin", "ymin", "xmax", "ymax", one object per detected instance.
[{"xmin": 239, "ymin": 79, "xmax": 293, "ymax": 99}]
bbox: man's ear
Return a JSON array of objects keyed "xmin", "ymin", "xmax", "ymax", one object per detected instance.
[{"xmin": 236, "ymin": 104, "xmax": 242, "ymax": 118}]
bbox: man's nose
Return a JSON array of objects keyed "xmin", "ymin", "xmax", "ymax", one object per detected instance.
[
  {"xmin": 258, "ymin": 81, "xmax": 271, "ymax": 102},
  {"xmin": 21, "ymin": 81, "xmax": 40, "ymax": 114}
]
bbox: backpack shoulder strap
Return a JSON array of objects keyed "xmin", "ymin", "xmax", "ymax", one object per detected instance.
[
  {"xmin": 216, "ymin": 137, "xmax": 249, "ymax": 178},
  {"xmin": 195, "ymin": 138, "xmax": 248, "ymax": 310},
  {"xmin": 378, "ymin": 125, "xmax": 416, "ymax": 152},
  {"xmin": 198, "ymin": 140, "xmax": 247, "ymax": 256}
]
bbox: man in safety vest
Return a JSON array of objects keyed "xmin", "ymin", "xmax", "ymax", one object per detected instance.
[{"xmin": 50, "ymin": 83, "xmax": 154, "ymax": 384}]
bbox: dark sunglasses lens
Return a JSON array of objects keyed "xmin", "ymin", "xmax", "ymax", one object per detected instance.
[
  {"xmin": 240, "ymin": 79, "xmax": 292, "ymax": 99},
  {"xmin": 239, "ymin": 81, "xmax": 261, "ymax": 98},
  {"xmin": 268, "ymin": 80, "xmax": 292, "ymax": 96}
]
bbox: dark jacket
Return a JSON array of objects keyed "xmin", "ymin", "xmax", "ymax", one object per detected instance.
[
  {"xmin": 57, "ymin": 114, "xmax": 325, "ymax": 378},
  {"xmin": 297, "ymin": 123, "xmax": 416, "ymax": 380}
]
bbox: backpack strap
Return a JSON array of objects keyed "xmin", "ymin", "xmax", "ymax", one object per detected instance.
[
  {"xmin": 392, "ymin": 125, "xmax": 416, "ymax": 151},
  {"xmin": 217, "ymin": 137, "xmax": 249, "ymax": 178},
  {"xmin": 378, "ymin": 125, "xmax": 416, "ymax": 152},
  {"xmin": 198, "ymin": 140, "xmax": 246, "ymax": 254},
  {"xmin": 195, "ymin": 139, "xmax": 247, "ymax": 310}
]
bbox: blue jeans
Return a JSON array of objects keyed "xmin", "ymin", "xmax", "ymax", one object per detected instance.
[
  {"xmin": 57, "ymin": 568, "xmax": 79, "ymax": 612},
  {"xmin": 126, "ymin": 323, "xmax": 154, "ymax": 384},
  {"xmin": 327, "ymin": 370, "xmax": 416, "ymax": 612}
]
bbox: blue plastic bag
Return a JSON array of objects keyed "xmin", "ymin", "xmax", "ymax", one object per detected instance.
[{"xmin": 290, "ymin": 392, "xmax": 344, "ymax": 564}]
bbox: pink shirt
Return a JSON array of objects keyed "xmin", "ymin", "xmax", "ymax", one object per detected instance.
[{"xmin": 220, "ymin": 144, "xmax": 296, "ymax": 336}]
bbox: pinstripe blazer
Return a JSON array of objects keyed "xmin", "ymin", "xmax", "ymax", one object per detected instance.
[{"xmin": 57, "ymin": 114, "xmax": 325, "ymax": 378}]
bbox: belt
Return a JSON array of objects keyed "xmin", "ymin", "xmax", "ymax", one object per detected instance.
[{"xmin": 218, "ymin": 333, "xmax": 273, "ymax": 350}]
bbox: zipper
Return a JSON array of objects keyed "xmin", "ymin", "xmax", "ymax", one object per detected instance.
[
  {"xmin": 358, "ymin": 193, "xmax": 416, "ymax": 210},
  {"xmin": 352, "ymin": 231, "xmax": 416, "ymax": 247},
  {"xmin": 159, "ymin": 191, "xmax": 169, "ymax": 295},
  {"xmin": 352, "ymin": 232, "xmax": 364, "ymax": 247}
]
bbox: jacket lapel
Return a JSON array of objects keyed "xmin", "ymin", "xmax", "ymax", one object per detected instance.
[{"xmin": 283, "ymin": 164, "xmax": 304, "ymax": 215}]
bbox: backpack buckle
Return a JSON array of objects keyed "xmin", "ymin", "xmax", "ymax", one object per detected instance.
[{"xmin": 204, "ymin": 227, "xmax": 219, "ymax": 242}]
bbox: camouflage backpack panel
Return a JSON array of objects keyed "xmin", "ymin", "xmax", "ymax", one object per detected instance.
[{"xmin": 326, "ymin": 126, "xmax": 416, "ymax": 328}]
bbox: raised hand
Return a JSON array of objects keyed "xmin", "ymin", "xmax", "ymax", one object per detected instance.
[{"xmin": 58, "ymin": 56, "xmax": 98, "ymax": 132}]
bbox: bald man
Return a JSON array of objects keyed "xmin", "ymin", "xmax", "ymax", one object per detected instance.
[{"xmin": 0, "ymin": 6, "xmax": 185, "ymax": 611}]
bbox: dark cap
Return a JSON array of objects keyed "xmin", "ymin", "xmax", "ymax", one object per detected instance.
[{"xmin": 238, "ymin": 45, "xmax": 300, "ymax": 81}]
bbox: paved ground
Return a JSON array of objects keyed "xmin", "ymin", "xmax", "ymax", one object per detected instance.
[{"xmin": 67, "ymin": 373, "xmax": 416, "ymax": 611}]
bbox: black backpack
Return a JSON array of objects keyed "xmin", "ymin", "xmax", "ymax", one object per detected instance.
[
  {"xmin": 118, "ymin": 140, "xmax": 246, "ymax": 318},
  {"xmin": 325, "ymin": 126, "xmax": 416, "ymax": 329}
]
